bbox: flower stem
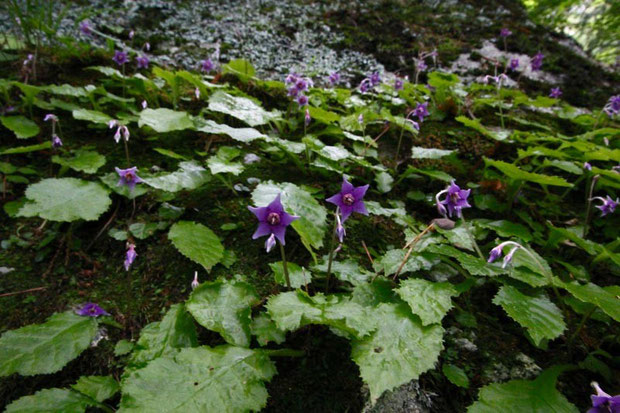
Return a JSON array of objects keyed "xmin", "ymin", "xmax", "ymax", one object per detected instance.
[
  {"xmin": 324, "ymin": 212, "xmax": 339, "ymax": 292},
  {"xmin": 123, "ymin": 138, "xmax": 131, "ymax": 167},
  {"xmin": 567, "ymin": 306, "xmax": 595, "ymax": 348},
  {"xmin": 583, "ymin": 175, "xmax": 599, "ymax": 238},
  {"xmin": 279, "ymin": 243, "xmax": 291, "ymax": 289}
]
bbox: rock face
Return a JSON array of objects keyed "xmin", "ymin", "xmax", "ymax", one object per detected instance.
[{"xmin": 362, "ymin": 381, "xmax": 433, "ymax": 413}]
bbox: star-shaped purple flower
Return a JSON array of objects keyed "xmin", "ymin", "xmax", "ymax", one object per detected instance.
[
  {"xmin": 370, "ymin": 71, "xmax": 381, "ymax": 86},
  {"xmin": 201, "ymin": 59, "xmax": 214, "ymax": 72},
  {"xmin": 51, "ymin": 134, "xmax": 63, "ymax": 148},
  {"xmin": 603, "ymin": 95, "xmax": 620, "ymax": 117},
  {"xmin": 136, "ymin": 55, "xmax": 149, "ymax": 69},
  {"xmin": 326, "ymin": 177, "xmax": 369, "ymax": 222},
  {"xmin": 436, "ymin": 181, "xmax": 471, "ymax": 218},
  {"xmin": 592, "ymin": 195, "xmax": 618, "ymax": 217},
  {"xmin": 509, "ymin": 58, "xmax": 519, "ymax": 71},
  {"xmin": 248, "ymin": 194, "xmax": 299, "ymax": 252},
  {"xmin": 549, "ymin": 87, "xmax": 562, "ymax": 98},
  {"xmin": 413, "ymin": 102, "xmax": 429, "ymax": 122},
  {"xmin": 394, "ymin": 78, "xmax": 404, "ymax": 90},
  {"xmin": 79, "ymin": 20, "xmax": 91, "ymax": 35},
  {"xmin": 328, "ymin": 72, "xmax": 340, "ymax": 86},
  {"xmin": 531, "ymin": 52, "xmax": 544, "ymax": 71},
  {"xmin": 115, "ymin": 167, "xmax": 143, "ymax": 192},
  {"xmin": 588, "ymin": 382, "xmax": 620, "ymax": 413},
  {"xmin": 297, "ymin": 94, "xmax": 308, "ymax": 107},
  {"xmin": 76, "ymin": 302, "xmax": 109, "ymax": 317},
  {"xmin": 113, "ymin": 50, "xmax": 128, "ymax": 66}
]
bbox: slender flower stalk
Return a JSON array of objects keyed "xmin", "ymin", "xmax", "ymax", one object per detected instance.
[
  {"xmin": 395, "ymin": 106, "xmax": 422, "ymax": 164},
  {"xmin": 583, "ymin": 175, "xmax": 600, "ymax": 237},
  {"xmin": 44, "ymin": 114, "xmax": 64, "ymax": 149}
]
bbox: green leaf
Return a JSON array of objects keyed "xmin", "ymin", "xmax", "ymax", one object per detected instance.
[
  {"xmin": 1, "ymin": 115, "xmax": 40, "ymax": 139},
  {"xmin": 47, "ymin": 84, "xmax": 89, "ymax": 97},
  {"xmin": 208, "ymin": 91, "xmax": 281, "ymax": 126},
  {"xmin": 5, "ymin": 388, "xmax": 93, "ymax": 413},
  {"xmin": 396, "ymin": 279, "xmax": 457, "ymax": 325},
  {"xmin": 120, "ymin": 346, "xmax": 276, "ymax": 413},
  {"xmin": 138, "ymin": 108, "xmax": 194, "ymax": 132},
  {"xmin": 427, "ymin": 244, "xmax": 507, "ymax": 277},
  {"xmin": 266, "ymin": 290, "xmax": 375, "ymax": 338},
  {"xmin": 373, "ymin": 248, "xmax": 436, "ymax": 277},
  {"xmin": 484, "ymin": 158, "xmax": 572, "ymax": 187},
  {"xmin": 443, "ymin": 364, "xmax": 470, "ymax": 388},
  {"xmin": 206, "ymin": 146, "xmax": 244, "ymax": 175},
  {"xmin": 252, "ymin": 182, "xmax": 327, "ymax": 251},
  {"xmin": 129, "ymin": 304, "xmax": 197, "ymax": 368},
  {"xmin": 250, "ymin": 313, "xmax": 286, "ymax": 346},
  {"xmin": 269, "ymin": 261, "xmax": 311, "ymax": 289},
  {"xmin": 153, "ymin": 148, "xmax": 188, "ymax": 160},
  {"xmin": 186, "ymin": 279, "xmax": 260, "ymax": 347},
  {"xmin": 17, "ymin": 178, "xmax": 111, "ymax": 222},
  {"xmin": 51, "ymin": 149, "xmax": 106, "ymax": 174},
  {"xmin": 72, "ymin": 108, "xmax": 112, "ymax": 125},
  {"xmin": 456, "ymin": 116, "xmax": 509, "ymax": 141},
  {"xmin": 0, "ymin": 141, "xmax": 52, "ymax": 155},
  {"xmin": 195, "ymin": 118, "xmax": 268, "ymax": 143},
  {"xmin": 475, "ymin": 219, "xmax": 533, "ymax": 242},
  {"xmin": 559, "ymin": 281, "xmax": 620, "ymax": 322},
  {"xmin": 351, "ymin": 303, "xmax": 444, "ymax": 402},
  {"xmin": 313, "ymin": 257, "xmax": 373, "ymax": 285},
  {"xmin": 71, "ymin": 375, "xmax": 119, "ymax": 402},
  {"xmin": 375, "ymin": 171, "xmax": 394, "ymax": 193},
  {"xmin": 468, "ymin": 366, "xmax": 578, "ymax": 413},
  {"xmin": 492, "ymin": 286, "xmax": 566, "ymax": 347},
  {"xmin": 168, "ymin": 221, "xmax": 224, "ymax": 271},
  {"xmin": 143, "ymin": 161, "xmax": 210, "ymax": 193},
  {"xmin": 308, "ymin": 106, "xmax": 340, "ymax": 124},
  {"xmin": 0, "ymin": 312, "xmax": 98, "ymax": 376},
  {"xmin": 436, "ymin": 225, "xmax": 475, "ymax": 251},
  {"xmin": 222, "ymin": 59, "xmax": 256, "ymax": 78},
  {"xmin": 411, "ymin": 146, "xmax": 455, "ymax": 159},
  {"xmin": 129, "ymin": 222, "xmax": 159, "ymax": 239},
  {"xmin": 406, "ymin": 166, "xmax": 454, "ymax": 183},
  {"xmin": 114, "ymin": 340, "xmax": 134, "ymax": 356}
]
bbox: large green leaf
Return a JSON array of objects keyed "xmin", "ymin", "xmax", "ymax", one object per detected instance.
[
  {"xmin": 1, "ymin": 115, "xmax": 40, "ymax": 139},
  {"xmin": 427, "ymin": 244, "xmax": 507, "ymax": 277},
  {"xmin": 396, "ymin": 279, "xmax": 458, "ymax": 325},
  {"xmin": 312, "ymin": 257, "xmax": 372, "ymax": 285},
  {"xmin": 143, "ymin": 161, "xmax": 210, "ymax": 192},
  {"xmin": 373, "ymin": 248, "xmax": 436, "ymax": 277},
  {"xmin": 119, "ymin": 346, "xmax": 276, "ymax": 413},
  {"xmin": 138, "ymin": 108, "xmax": 194, "ymax": 132},
  {"xmin": 475, "ymin": 219, "xmax": 533, "ymax": 242},
  {"xmin": 168, "ymin": 221, "xmax": 224, "ymax": 271},
  {"xmin": 17, "ymin": 178, "xmax": 111, "ymax": 222},
  {"xmin": 560, "ymin": 281, "xmax": 620, "ymax": 322},
  {"xmin": 51, "ymin": 149, "xmax": 106, "ymax": 174},
  {"xmin": 484, "ymin": 158, "xmax": 572, "ymax": 187},
  {"xmin": 410, "ymin": 146, "xmax": 455, "ymax": 159},
  {"xmin": 468, "ymin": 366, "xmax": 578, "ymax": 413},
  {"xmin": 4, "ymin": 388, "xmax": 93, "ymax": 413},
  {"xmin": 493, "ymin": 286, "xmax": 566, "ymax": 347},
  {"xmin": 266, "ymin": 290, "xmax": 375, "ymax": 338},
  {"xmin": 0, "ymin": 141, "xmax": 52, "ymax": 155},
  {"xmin": 456, "ymin": 116, "xmax": 509, "ymax": 141},
  {"xmin": 206, "ymin": 146, "xmax": 244, "ymax": 176},
  {"xmin": 186, "ymin": 279, "xmax": 260, "ymax": 347},
  {"xmin": 129, "ymin": 304, "xmax": 198, "ymax": 368},
  {"xmin": 195, "ymin": 118, "xmax": 268, "ymax": 143},
  {"xmin": 351, "ymin": 303, "xmax": 444, "ymax": 402},
  {"xmin": 250, "ymin": 314, "xmax": 286, "ymax": 346},
  {"xmin": 269, "ymin": 261, "xmax": 312, "ymax": 288},
  {"xmin": 252, "ymin": 182, "xmax": 327, "ymax": 252},
  {"xmin": 0, "ymin": 312, "xmax": 98, "ymax": 376},
  {"xmin": 71, "ymin": 375, "xmax": 119, "ymax": 403},
  {"xmin": 208, "ymin": 91, "xmax": 281, "ymax": 126},
  {"xmin": 72, "ymin": 108, "xmax": 112, "ymax": 125}
]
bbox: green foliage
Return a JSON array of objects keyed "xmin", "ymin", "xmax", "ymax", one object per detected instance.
[
  {"xmin": 206, "ymin": 146, "xmax": 244, "ymax": 176},
  {"xmin": 186, "ymin": 279, "xmax": 260, "ymax": 347},
  {"xmin": 143, "ymin": 161, "xmax": 210, "ymax": 192},
  {"xmin": 120, "ymin": 346, "xmax": 276, "ymax": 412},
  {"xmin": 17, "ymin": 178, "xmax": 112, "ymax": 221},
  {"xmin": 269, "ymin": 261, "xmax": 311, "ymax": 288},
  {"xmin": 0, "ymin": 312, "xmax": 98, "ymax": 376},
  {"xmin": 51, "ymin": 149, "xmax": 106, "ymax": 174},
  {"xmin": 442, "ymin": 364, "xmax": 470, "ymax": 388},
  {"xmin": 138, "ymin": 108, "xmax": 194, "ymax": 132},
  {"xmin": 396, "ymin": 278, "xmax": 458, "ymax": 325},
  {"xmin": 168, "ymin": 221, "xmax": 224, "ymax": 271},
  {"xmin": 208, "ymin": 91, "xmax": 281, "ymax": 126},
  {"xmin": 1, "ymin": 115, "xmax": 40, "ymax": 139}
]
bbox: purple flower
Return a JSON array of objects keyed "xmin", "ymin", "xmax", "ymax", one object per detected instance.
[
  {"xmin": 287, "ymin": 86, "xmax": 300, "ymax": 97},
  {"xmin": 584, "ymin": 162, "xmax": 592, "ymax": 171},
  {"xmin": 79, "ymin": 20, "xmax": 91, "ymax": 35},
  {"xmin": 201, "ymin": 59, "xmax": 214, "ymax": 72},
  {"xmin": 195, "ymin": 88, "xmax": 200, "ymax": 99},
  {"xmin": 115, "ymin": 167, "xmax": 143, "ymax": 192},
  {"xmin": 413, "ymin": 102, "xmax": 429, "ymax": 122},
  {"xmin": 417, "ymin": 60, "xmax": 428, "ymax": 72},
  {"xmin": 328, "ymin": 72, "xmax": 340, "ymax": 86},
  {"xmin": 44, "ymin": 114, "xmax": 58, "ymax": 122},
  {"xmin": 141, "ymin": 100, "xmax": 147, "ymax": 109},
  {"xmin": 305, "ymin": 109, "xmax": 311, "ymax": 127},
  {"xmin": 394, "ymin": 78, "xmax": 404, "ymax": 90},
  {"xmin": 487, "ymin": 245, "xmax": 503, "ymax": 263},
  {"xmin": 370, "ymin": 72, "xmax": 381, "ymax": 86},
  {"xmin": 248, "ymin": 194, "xmax": 299, "ymax": 252},
  {"xmin": 549, "ymin": 87, "xmax": 562, "ymax": 98},
  {"xmin": 51, "ymin": 134, "xmax": 63, "ymax": 148},
  {"xmin": 124, "ymin": 243, "xmax": 137, "ymax": 271},
  {"xmin": 336, "ymin": 213, "xmax": 346, "ymax": 243},
  {"xmin": 588, "ymin": 382, "xmax": 620, "ymax": 413},
  {"xmin": 136, "ymin": 55, "xmax": 149, "ymax": 69},
  {"xmin": 358, "ymin": 114, "xmax": 364, "ymax": 125},
  {"xmin": 191, "ymin": 271, "xmax": 199, "ymax": 289},
  {"xmin": 509, "ymin": 58, "xmax": 519, "ymax": 71},
  {"xmin": 144, "ymin": 42, "xmax": 151, "ymax": 51},
  {"xmin": 326, "ymin": 177, "xmax": 369, "ymax": 222},
  {"xmin": 592, "ymin": 195, "xmax": 618, "ymax": 217},
  {"xmin": 128, "ymin": 30, "xmax": 135, "ymax": 40},
  {"xmin": 500, "ymin": 28, "xmax": 512, "ymax": 37},
  {"xmin": 111, "ymin": 124, "xmax": 129, "ymax": 143},
  {"xmin": 436, "ymin": 181, "xmax": 471, "ymax": 219},
  {"xmin": 487, "ymin": 241, "xmax": 521, "ymax": 268},
  {"xmin": 503, "ymin": 247, "xmax": 519, "ymax": 268},
  {"xmin": 113, "ymin": 50, "xmax": 128, "ymax": 66},
  {"xmin": 530, "ymin": 52, "xmax": 544, "ymax": 71},
  {"xmin": 297, "ymin": 94, "xmax": 308, "ymax": 107},
  {"xmin": 295, "ymin": 78, "xmax": 309, "ymax": 92},
  {"xmin": 359, "ymin": 78, "xmax": 372, "ymax": 93},
  {"xmin": 603, "ymin": 95, "xmax": 620, "ymax": 117},
  {"xmin": 76, "ymin": 303, "xmax": 109, "ymax": 317}
]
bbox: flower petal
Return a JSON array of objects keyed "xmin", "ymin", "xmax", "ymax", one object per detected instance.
[
  {"xmin": 268, "ymin": 193, "xmax": 284, "ymax": 214},
  {"xmin": 252, "ymin": 222, "xmax": 272, "ymax": 239},
  {"xmin": 248, "ymin": 205, "xmax": 269, "ymax": 221},
  {"xmin": 271, "ymin": 225, "xmax": 287, "ymax": 245},
  {"xmin": 353, "ymin": 200, "xmax": 369, "ymax": 215},
  {"xmin": 341, "ymin": 177, "xmax": 354, "ymax": 194},
  {"xmin": 280, "ymin": 211, "xmax": 299, "ymax": 227},
  {"xmin": 352, "ymin": 184, "xmax": 369, "ymax": 200}
]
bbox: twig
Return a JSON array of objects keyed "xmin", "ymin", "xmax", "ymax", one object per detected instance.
[
  {"xmin": 0, "ymin": 286, "xmax": 47, "ymax": 298},
  {"xmin": 361, "ymin": 240, "xmax": 374, "ymax": 265},
  {"xmin": 394, "ymin": 223, "xmax": 435, "ymax": 280}
]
